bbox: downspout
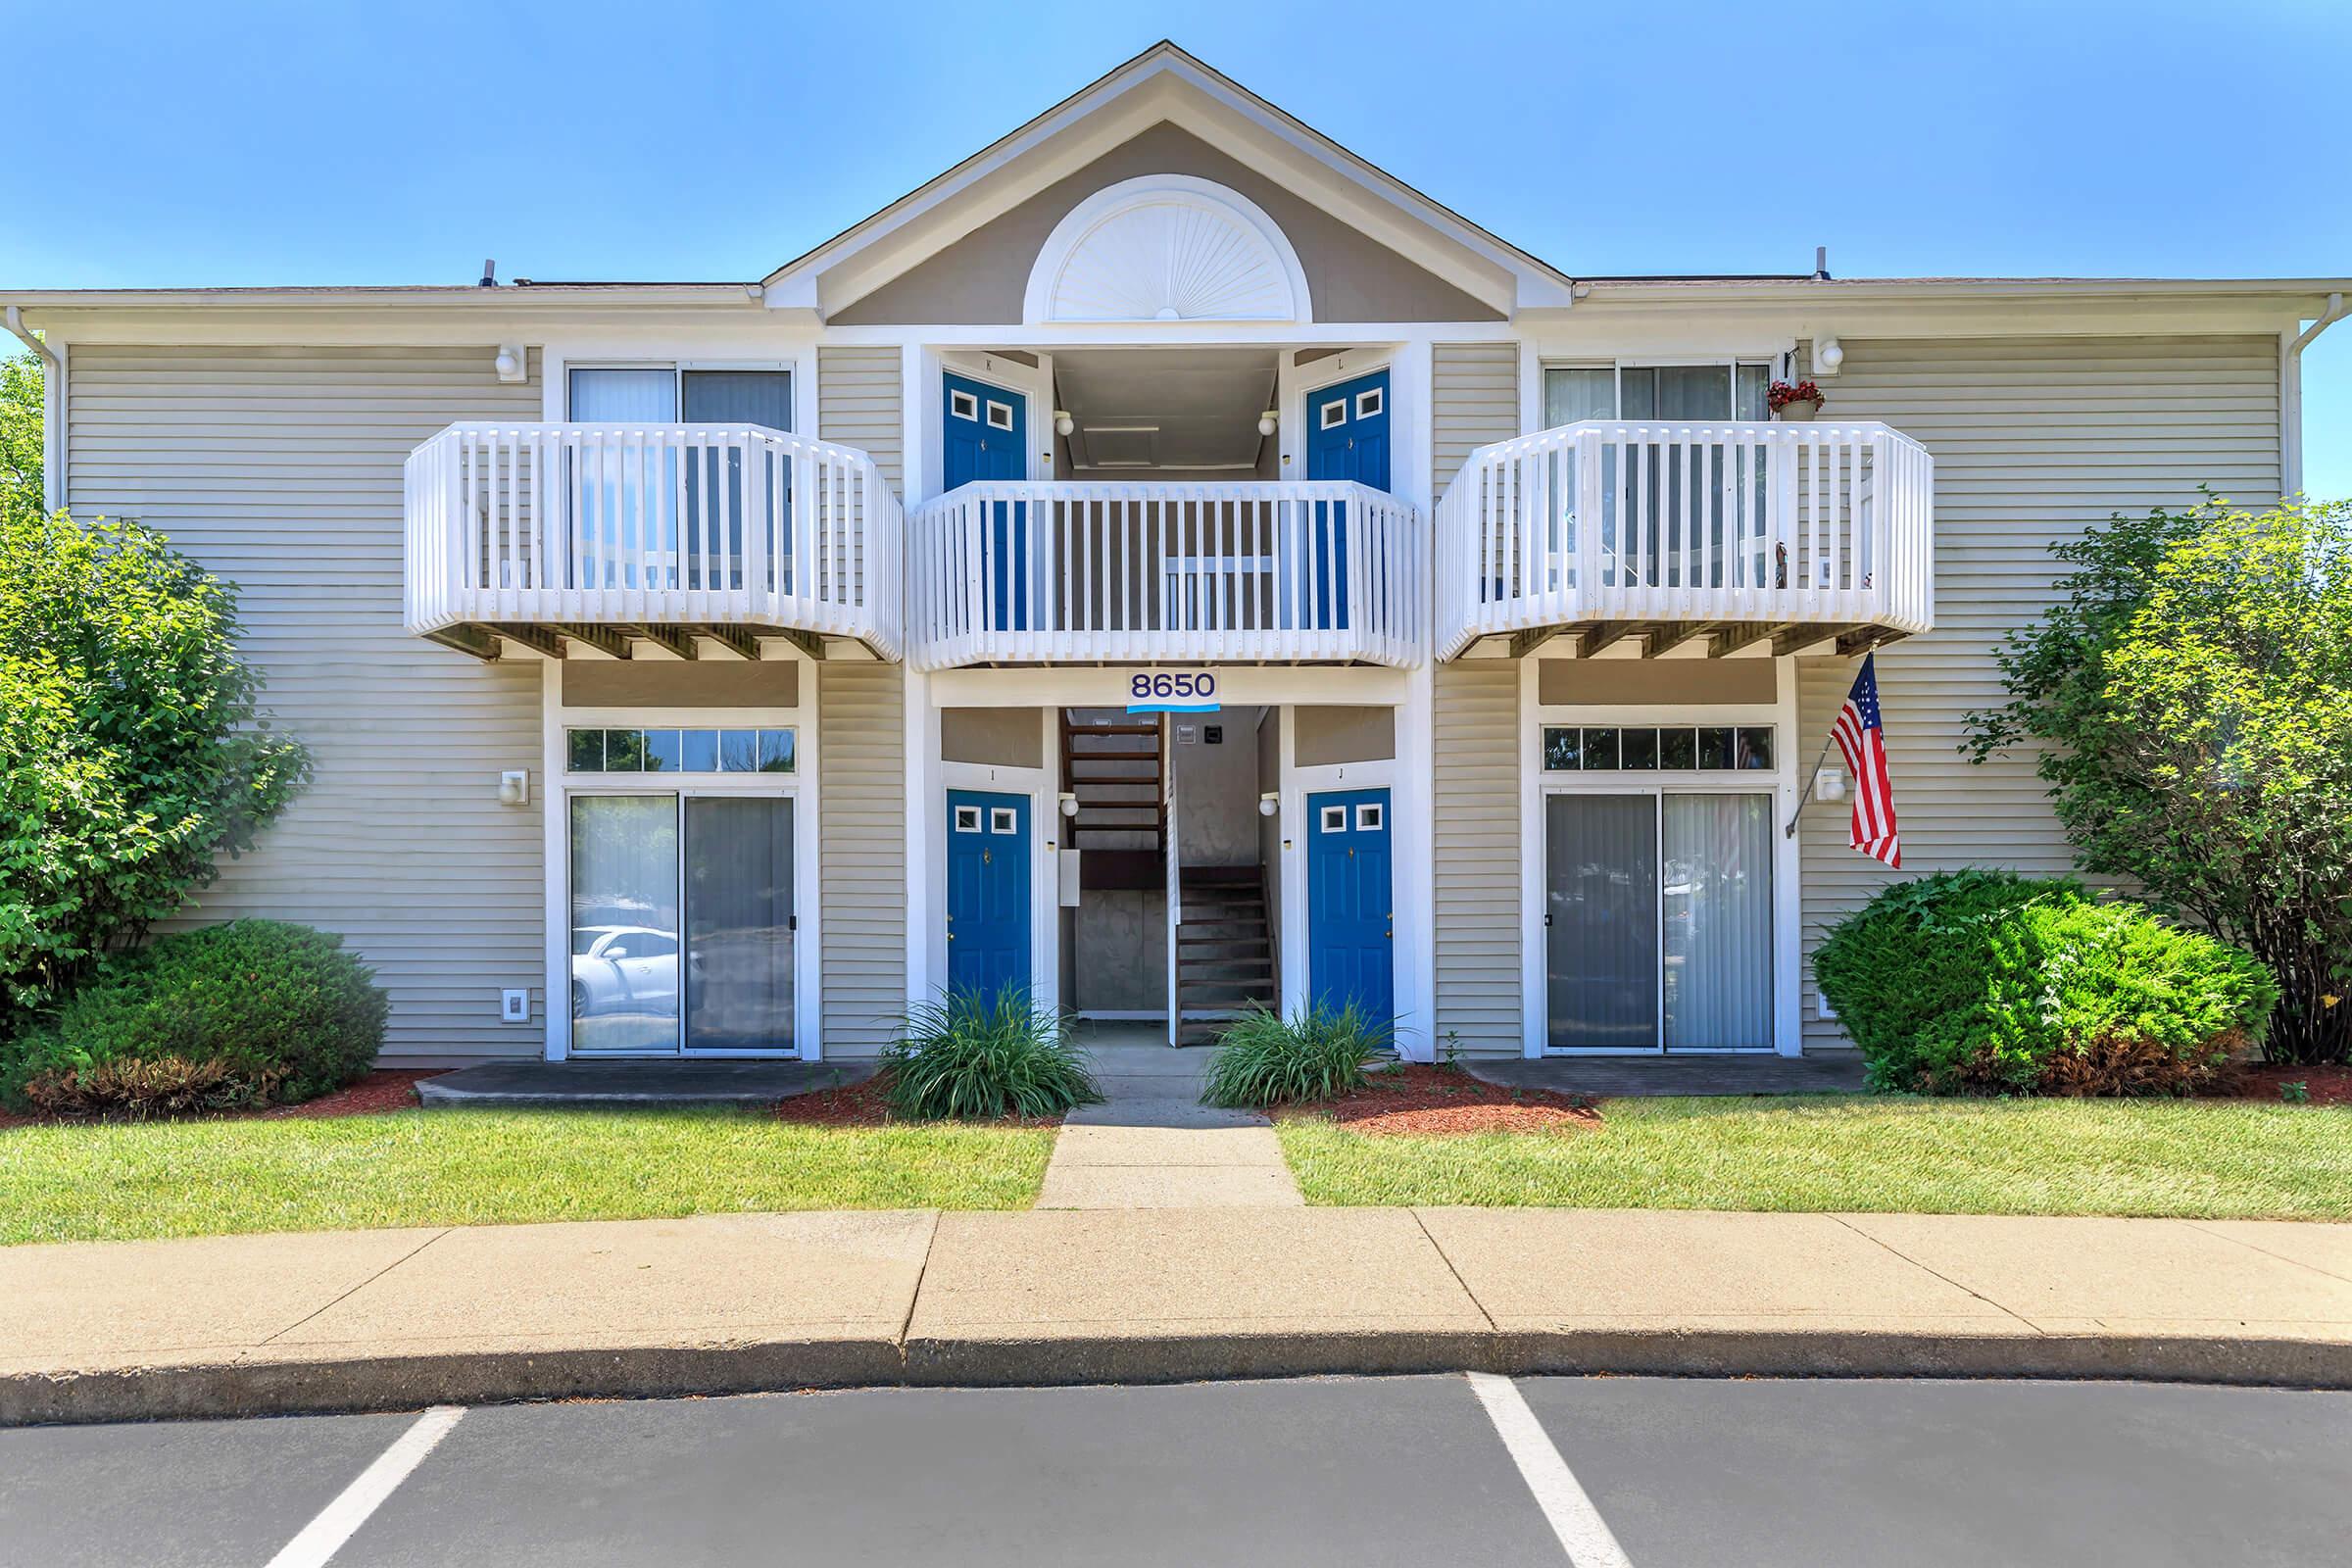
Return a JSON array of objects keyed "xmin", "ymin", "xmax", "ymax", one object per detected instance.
[
  {"xmin": 3, "ymin": 306, "xmax": 64, "ymax": 514},
  {"xmin": 2283, "ymin": 291, "xmax": 2346, "ymax": 498}
]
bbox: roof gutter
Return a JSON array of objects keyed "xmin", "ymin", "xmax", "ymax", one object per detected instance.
[
  {"xmin": 3, "ymin": 305, "xmax": 57, "ymax": 369},
  {"xmin": 2284, "ymin": 290, "xmax": 2346, "ymax": 496},
  {"xmin": 4, "ymin": 306, "xmax": 64, "ymax": 514}
]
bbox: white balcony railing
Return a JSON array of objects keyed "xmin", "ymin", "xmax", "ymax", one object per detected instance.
[
  {"xmin": 907, "ymin": 481, "xmax": 1424, "ymax": 670},
  {"xmin": 1436, "ymin": 419, "xmax": 1933, "ymax": 659},
  {"xmin": 404, "ymin": 422, "xmax": 903, "ymax": 659}
]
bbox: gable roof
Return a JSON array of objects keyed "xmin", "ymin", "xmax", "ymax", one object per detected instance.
[{"xmin": 760, "ymin": 41, "xmax": 1574, "ymax": 320}]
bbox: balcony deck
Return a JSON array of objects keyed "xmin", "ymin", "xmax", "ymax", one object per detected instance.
[
  {"xmin": 1436, "ymin": 419, "xmax": 1934, "ymax": 660},
  {"xmin": 403, "ymin": 422, "xmax": 902, "ymax": 661},
  {"xmin": 906, "ymin": 480, "xmax": 1425, "ymax": 670}
]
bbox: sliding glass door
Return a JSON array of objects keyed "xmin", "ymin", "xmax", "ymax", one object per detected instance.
[
  {"xmin": 1544, "ymin": 791, "xmax": 1774, "ymax": 1052},
  {"xmin": 568, "ymin": 792, "xmax": 797, "ymax": 1055}
]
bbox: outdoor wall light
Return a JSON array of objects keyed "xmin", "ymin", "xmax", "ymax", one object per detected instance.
[
  {"xmin": 1257, "ymin": 410, "xmax": 1279, "ymax": 436},
  {"xmin": 1054, "ymin": 410, "xmax": 1076, "ymax": 437},
  {"xmin": 499, "ymin": 769, "xmax": 529, "ymax": 807},
  {"xmin": 1059, "ymin": 792, "xmax": 1080, "ymax": 818},
  {"xmin": 494, "ymin": 345, "xmax": 526, "ymax": 384},
  {"xmin": 1258, "ymin": 792, "xmax": 1279, "ymax": 818},
  {"xmin": 1813, "ymin": 337, "xmax": 1844, "ymax": 375}
]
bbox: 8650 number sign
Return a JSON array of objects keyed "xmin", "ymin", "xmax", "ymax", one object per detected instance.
[{"xmin": 1127, "ymin": 671, "xmax": 1219, "ymax": 710}]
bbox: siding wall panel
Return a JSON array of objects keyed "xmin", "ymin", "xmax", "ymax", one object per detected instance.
[
  {"xmin": 818, "ymin": 346, "xmax": 904, "ymax": 492},
  {"xmin": 1795, "ymin": 334, "xmax": 2282, "ymax": 1047},
  {"xmin": 65, "ymin": 344, "xmax": 545, "ymax": 1062},
  {"xmin": 817, "ymin": 662, "xmax": 906, "ymax": 1056},
  {"xmin": 1433, "ymin": 662, "xmax": 1522, "ymax": 1054}
]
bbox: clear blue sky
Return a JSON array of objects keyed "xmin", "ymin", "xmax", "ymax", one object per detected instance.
[{"xmin": 8, "ymin": 0, "xmax": 2348, "ymax": 495}]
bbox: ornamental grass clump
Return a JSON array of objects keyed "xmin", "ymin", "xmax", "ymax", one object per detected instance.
[
  {"xmin": 1, "ymin": 919, "xmax": 387, "ymax": 1119},
  {"xmin": 1201, "ymin": 1003, "xmax": 1392, "ymax": 1108},
  {"xmin": 882, "ymin": 987, "xmax": 1101, "ymax": 1120},
  {"xmin": 1813, "ymin": 869, "xmax": 2274, "ymax": 1097}
]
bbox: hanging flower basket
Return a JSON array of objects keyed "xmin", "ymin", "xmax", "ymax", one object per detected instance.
[{"xmin": 1769, "ymin": 379, "xmax": 1825, "ymax": 421}]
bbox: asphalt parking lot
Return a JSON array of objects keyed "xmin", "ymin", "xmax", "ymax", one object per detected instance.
[{"xmin": 4, "ymin": 1375, "xmax": 2348, "ymax": 1567}]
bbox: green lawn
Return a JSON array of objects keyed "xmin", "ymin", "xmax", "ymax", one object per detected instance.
[
  {"xmin": 0, "ymin": 1108, "xmax": 1055, "ymax": 1245},
  {"xmin": 1277, "ymin": 1096, "xmax": 2352, "ymax": 1219}
]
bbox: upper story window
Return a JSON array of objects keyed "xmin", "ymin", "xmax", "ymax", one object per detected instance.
[
  {"xmin": 1544, "ymin": 363, "xmax": 1774, "ymax": 426},
  {"xmin": 569, "ymin": 367, "xmax": 792, "ymax": 430}
]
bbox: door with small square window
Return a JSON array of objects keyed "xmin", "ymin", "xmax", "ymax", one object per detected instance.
[
  {"xmin": 1306, "ymin": 787, "xmax": 1393, "ymax": 1026},
  {"xmin": 943, "ymin": 371, "xmax": 1030, "ymax": 633},
  {"xmin": 1301, "ymin": 371, "xmax": 1389, "ymax": 631},
  {"xmin": 946, "ymin": 789, "xmax": 1031, "ymax": 1001}
]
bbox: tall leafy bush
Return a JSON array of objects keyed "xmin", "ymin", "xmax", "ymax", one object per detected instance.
[
  {"xmin": 1968, "ymin": 497, "xmax": 2352, "ymax": 1062},
  {"xmin": 0, "ymin": 508, "xmax": 308, "ymax": 1034},
  {"xmin": 882, "ymin": 987, "xmax": 1102, "ymax": 1119},
  {"xmin": 1814, "ymin": 869, "xmax": 2275, "ymax": 1095}
]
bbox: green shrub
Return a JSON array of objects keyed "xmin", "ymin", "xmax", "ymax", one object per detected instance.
[
  {"xmin": 1, "ymin": 509, "xmax": 307, "ymax": 1037},
  {"xmin": 1814, "ymin": 869, "xmax": 2275, "ymax": 1096},
  {"xmin": 1201, "ymin": 1004, "xmax": 1392, "ymax": 1108},
  {"xmin": 2, "ymin": 920, "xmax": 386, "ymax": 1117},
  {"xmin": 882, "ymin": 987, "xmax": 1101, "ymax": 1120}
]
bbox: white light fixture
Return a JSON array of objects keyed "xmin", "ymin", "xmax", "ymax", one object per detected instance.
[
  {"xmin": 1257, "ymin": 792, "xmax": 1279, "ymax": 818},
  {"xmin": 1058, "ymin": 792, "xmax": 1080, "ymax": 818},
  {"xmin": 494, "ymin": 345, "xmax": 526, "ymax": 384},
  {"xmin": 1256, "ymin": 409, "xmax": 1278, "ymax": 436},
  {"xmin": 499, "ymin": 769, "xmax": 529, "ymax": 807},
  {"xmin": 1054, "ymin": 410, "xmax": 1075, "ymax": 437},
  {"xmin": 1815, "ymin": 767, "xmax": 1845, "ymax": 802},
  {"xmin": 1813, "ymin": 337, "xmax": 1844, "ymax": 376}
]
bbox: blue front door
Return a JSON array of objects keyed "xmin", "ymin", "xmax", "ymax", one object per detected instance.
[
  {"xmin": 1306, "ymin": 787, "xmax": 1394, "ymax": 1026},
  {"xmin": 1302, "ymin": 370, "xmax": 1390, "ymax": 630},
  {"xmin": 946, "ymin": 789, "xmax": 1031, "ymax": 1001},
  {"xmin": 943, "ymin": 371, "xmax": 1030, "ymax": 632}
]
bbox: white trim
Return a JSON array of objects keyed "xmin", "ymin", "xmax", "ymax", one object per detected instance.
[
  {"xmin": 927, "ymin": 664, "xmax": 1407, "ymax": 709},
  {"xmin": 1023, "ymin": 174, "xmax": 1312, "ymax": 326}
]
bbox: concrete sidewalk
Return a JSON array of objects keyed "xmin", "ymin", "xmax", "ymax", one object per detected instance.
[{"xmin": 6, "ymin": 1208, "xmax": 2350, "ymax": 1425}]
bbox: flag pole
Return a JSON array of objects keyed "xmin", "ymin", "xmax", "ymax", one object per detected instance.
[{"xmin": 1786, "ymin": 725, "xmax": 1841, "ymax": 839}]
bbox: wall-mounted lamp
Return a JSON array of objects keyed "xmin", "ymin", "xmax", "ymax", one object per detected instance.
[
  {"xmin": 1257, "ymin": 792, "xmax": 1279, "ymax": 819},
  {"xmin": 499, "ymin": 769, "xmax": 530, "ymax": 807},
  {"xmin": 1256, "ymin": 410, "xmax": 1279, "ymax": 436},
  {"xmin": 1058, "ymin": 792, "xmax": 1080, "ymax": 819},
  {"xmin": 494, "ymin": 345, "xmax": 526, "ymax": 384},
  {"xmin": 1815, "ymin": 767, "xmax": 1845, "ymax": 803},
  {"xmin": 1054, "ymin": 410, "xmax": 1075, "ymax": 437},
  {"xmin": 1812, "ymin": 337, "xmax": 1844, "ymax": 376}
]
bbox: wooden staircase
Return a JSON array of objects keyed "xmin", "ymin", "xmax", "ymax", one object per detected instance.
[
  {"xmin": 1175, "ymin": 865, "xmax": 1276, "ymax": 1046},
  {"xmin": 1061, "ymin": 710, "xmax": 1165, "ymax": 889}
]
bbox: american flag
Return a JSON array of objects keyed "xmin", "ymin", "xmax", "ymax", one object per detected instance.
[{"xmin": 1832, "ymin": 653, "xmax": 1901, "ymax": 867}]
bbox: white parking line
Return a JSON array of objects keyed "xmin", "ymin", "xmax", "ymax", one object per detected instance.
[
  {"xmin": 264, "ymin": 1405, "xmax": 466, "ymax": 1568},
  {"xmin": 1467, "ymin": 1373, "xmax": 1634, "ymax": 1568}
]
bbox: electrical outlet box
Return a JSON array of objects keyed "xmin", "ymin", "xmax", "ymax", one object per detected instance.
[{"xmin": 501, "ymin": 988, "xmax": 531, "ymax": 1023}]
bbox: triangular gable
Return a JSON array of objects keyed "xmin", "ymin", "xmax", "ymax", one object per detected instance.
[{"xmin": 762, "ymin": 41, "xmax": 1570, "ymax": 321}]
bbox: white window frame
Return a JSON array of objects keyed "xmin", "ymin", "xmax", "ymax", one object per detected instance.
[
  {"xmin": 1519, "ymin": 657, "xmax": 1802, "ymax": 1057},
  {"xmin": 543, "ymin": 663, "xmax": 821, "ymax": 1062},
  {"xmin": 1539, "ymin": 357, "xmax": 1787, "ymax": 425},
  {"xmin": 564, "ymin": 362, "xmax": 798, "ymax": 429}
]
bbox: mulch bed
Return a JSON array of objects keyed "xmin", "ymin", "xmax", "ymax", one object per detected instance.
[
  {"xmin": 2221, "ymin": 1064, "xmax": 2352, "ymax": 1106},
  {"xmin": 0, "ymin": 1069, "xmax": 445, "ymax": 1130},
  {"xmin": 771, "ymin": 1072, "xmax": 1064, "ymax": 1128},
  {"xmin": 1268, "ymin": 1062, "xmax": 1604, "ymax": 1137}
]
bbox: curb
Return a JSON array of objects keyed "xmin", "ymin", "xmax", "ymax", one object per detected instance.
[{"xmin": 9, "ymin": 1330, "xmax": 2348, "ymax": 1427}]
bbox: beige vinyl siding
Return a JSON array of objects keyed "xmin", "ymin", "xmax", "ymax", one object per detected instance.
[
  {"xmin": 817, "ymin": 662, "xmax": 906, "ymax": 1055},
  {"xmin": 1433, "ymin": 662, "xmax": 1522, "ymax": 1054},
  {"xmin": 1432, "ymin": 342, "xmax": 1519, "ymax": 492},
  {"xmin": 65, "ymin": 344, "xmax": 545, "ymax": 1062},
  {"xmin": 1796, "ymin": 334, "xmax": 2282, "ymax": 1047},
  {"xmin": 817, "ymin": 345, "xmax": 903, "ymax": 493}
]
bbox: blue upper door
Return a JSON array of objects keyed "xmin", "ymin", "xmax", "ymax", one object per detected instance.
[
  {"xmin": 943, "ymin": 372, "xmax": 1030, "ymax": 632},
  {"xmin": 1305, "ymin": 787, "xmax": 1394, "ymax": 1027},
  {"xmin": 946, "ymin": 789, "xmax": 1031, "ymax": 1002},
  {"xmin": 1301, "ymin": 370, "xmax": 1389, "ymax": 630}
]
